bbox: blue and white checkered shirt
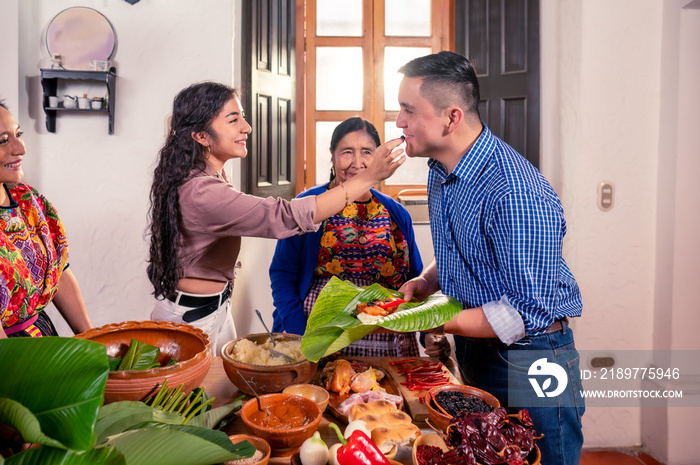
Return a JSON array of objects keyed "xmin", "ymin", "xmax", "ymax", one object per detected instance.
[{"xmin": 427, "ymin": 125, "xmax": 582, "ymax": 345}]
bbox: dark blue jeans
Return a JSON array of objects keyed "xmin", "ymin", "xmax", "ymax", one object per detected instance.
[{"xmin": 455, "ymin": 324, "xmax": 585, "ymax": 465}]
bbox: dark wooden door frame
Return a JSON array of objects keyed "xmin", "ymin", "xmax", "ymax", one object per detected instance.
[
  {"xmin": 455, "ymin": 0, "xmax": 540, "ymax": 167},
  {"xmin": 241, "ymin": 0, "xmax": 297, "ymax": 199}
]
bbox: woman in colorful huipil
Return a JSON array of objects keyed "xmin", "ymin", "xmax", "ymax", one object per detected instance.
[
  {"xmin": 0, "ymin": 100, "xmax": 91, "ymax": 338},
  {"xmin": 270, "ymin": 118, "xmax": 423, "ymax": 357}
]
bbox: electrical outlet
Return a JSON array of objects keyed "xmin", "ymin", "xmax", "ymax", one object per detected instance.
[{"xmin": 597, "ymin": 182, "xmax": 614, "ymax": 211}]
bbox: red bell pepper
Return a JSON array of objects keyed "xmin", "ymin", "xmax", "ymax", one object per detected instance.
[{"xmin": 329, "ymin": 422, "xmax": 390, "ymax": 465}]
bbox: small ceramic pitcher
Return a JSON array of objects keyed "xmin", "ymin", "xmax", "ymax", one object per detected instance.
[{"xmin": 63, "ymin": 95, "xmax": 77, "ymax": 109}]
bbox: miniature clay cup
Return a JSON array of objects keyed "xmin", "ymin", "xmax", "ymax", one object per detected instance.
[
  {"xmin": 283, "ymin": 383, "xmax": 329, "ymax": 413},
  {"xmin": 228, "ymin": 434, "xmax": 271, "ymax": 465},
  {"xmin": 75, "ymin": 320, "xmax": 211, "ymax": 404}
]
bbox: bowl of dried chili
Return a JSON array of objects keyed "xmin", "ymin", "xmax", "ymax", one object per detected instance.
[
  {"xmin": 425, "ymin": 384, "xmax": 500, "ymax": 432},
  {"xmin": 413, "ymin": 433, "xmax": 450, "ymax": 465}
]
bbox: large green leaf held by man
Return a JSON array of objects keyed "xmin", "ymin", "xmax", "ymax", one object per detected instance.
[{"xmin": 301, "ymin": 277, "xmax": 462, "ymax": 362}]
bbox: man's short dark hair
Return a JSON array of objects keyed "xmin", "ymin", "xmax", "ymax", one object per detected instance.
[{"xmin": 398, "ymin": 51, "xmax": 480, "ymax": 117}]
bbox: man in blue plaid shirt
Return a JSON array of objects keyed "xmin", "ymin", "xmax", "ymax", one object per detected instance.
[{"xmin": 397, "ymin": 52, "xmax": 585, "ymax": 465}]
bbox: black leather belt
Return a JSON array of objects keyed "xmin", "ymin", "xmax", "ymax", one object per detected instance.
[{"xmin": 168, "ymin": 283, "xmax": 232, "ymax": 323}]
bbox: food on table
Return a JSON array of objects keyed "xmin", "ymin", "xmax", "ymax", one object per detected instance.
[
  {"xmin": 299, "ymin": 431, "xmax": 329, "ymax": 465},
  {"xmin": 323, "ymin": 359, "xmax": 356, "ymax": 396},
  {"xmin": 415, "ymin": 444, "xmax": 445, "ymax": 465},
  {"xmin": 302, "ymin": 277, "xmax": 462, "ymax": 363},
  {"xmin": 329, "ymin": 422, "xmax": 391, "ymax": 465},
  {"xmin": 434, "ymin": 391, "xmax": 494, "ymax": 417},
  {"xmin": 433, "ymin": 407, "xmax": 539, "ymax": 465},
  {"xmin": 225, "ymin": 449, "xmax": 264, "ymax": 465},
  {"xmin": 246, "ymin": 395, "xmax": 316, "ymax": 429},
  {"xmin": 355, "ymin": 298, "xmax": 407, "ymax": 322},
  {"xmin": 347, "ymin": 400, "xmax": 421, "ymax": 454},
  {"xmin": 328, "ymin": 443, "xmax": 342, "ymax": 465},
  {"xmin": 344, "ymin": 419, "xmax": 372, "ymax": 439},
  {"xmin": 392, "ymin": 359, "xmax": 452, "ymax": 391},
  {"xmin": 231, "ymin": 337, "xmax": 304, "ymax": 366},
  {"xmin": 322, "ymin": 359, "xmax": 386, "ymax": 396},
  {"xmin": 349, "ymin": 366, "xmax": 384, "ymax": 392},
  {"xmin": 337, "ymin": 390, "xmax": 404, "ymax": 416},
  {"xmin": 347, "ymin": 399, "xmax": 397, "ymax": 420},
  {"xmin": 107, "ymin": 338, "xmax": 178, "ymax": 371}
]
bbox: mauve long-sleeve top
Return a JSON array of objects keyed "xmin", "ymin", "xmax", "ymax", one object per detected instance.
[{"xmin": 177, "ymin": 165, "xmax": 319, "ymax": 283}]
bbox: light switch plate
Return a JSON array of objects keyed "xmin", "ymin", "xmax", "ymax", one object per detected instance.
[{"xmin": 598, "ymin": 181, "xmax": 614, "ymax": 211}]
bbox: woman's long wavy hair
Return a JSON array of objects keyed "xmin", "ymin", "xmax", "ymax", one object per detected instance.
[{"xmin": 147, "ymin": 82, "xmax": 237, "ymax": 299}]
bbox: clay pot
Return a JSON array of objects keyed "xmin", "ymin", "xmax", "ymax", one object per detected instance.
[
  {"xmin": 412, "ymin": 433, "xmax": 450, "ymax": 465},
  {"xmin": 240, "ymin": 393, "xmax": 321, "ymax": 456},
  {"xmin": 220, "ymin": 333, "xmax": 317, "ymax": 395},
  {"xmin": 75, "ymin": 320, "xmax": 211, "ymax": 404},
  {"xmin": 282, "ymin": 383, "xmax": 330, "ymax": 413},
  {"xmin": 228, "ymin": 434, "xmax": 271, "ymax": 465},
  {"xmin": 425, "ymin": 384, "xmax": 500, "ymax": 432}
]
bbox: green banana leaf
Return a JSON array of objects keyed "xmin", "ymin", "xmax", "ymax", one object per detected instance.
[
  {"xmin": 3, "ymin": 445, "xmax": 126, "ymax": 465},
  {"xmin": 96, "ymin": 402, "xmax": 186, "ymax": 442},
  {"xmin": 187, "ymin": 396, "xmax": 244, "ymax": 430},
  {"xmin": 0, "ymin": 399, "xmax": 64, "ymax": 449},
  {"xmin": 117, "ymin": 339, "xmax": 161, "ymax": 371},
  {"xmin": 103, "ymin": 426, "xmax": 253, "ymax": 465},
  {"xmin": 301, "ymin": 277, "xmax": 463, "ymax": 361},
  {"xmin": 0, "ymin": 337, "xmax": 108, "ymax": 451}
]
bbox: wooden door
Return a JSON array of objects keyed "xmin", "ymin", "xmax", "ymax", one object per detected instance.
[
  {"xmin": 455, "ymin": 0, "xmax": 540, "ymax": 167},
  {"xmin": 242, "ymin": 0, "xmax": 296, "ymax": 199}
]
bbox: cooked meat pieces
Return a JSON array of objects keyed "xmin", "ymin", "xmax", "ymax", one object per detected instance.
[
  {"xmin": 356, "ymin": 298, "xmax": 403, "ymax": 317},
  {"xmin": 323, "ymin": 359, "xmax": 355, "ymax": 396}
]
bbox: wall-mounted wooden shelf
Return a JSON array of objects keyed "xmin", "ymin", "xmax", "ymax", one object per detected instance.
[{"xmin": 40, "ymin": 68, "xmax": 117, "ymax": 135}]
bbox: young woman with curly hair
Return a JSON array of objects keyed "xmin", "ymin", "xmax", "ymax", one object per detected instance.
[{"xmin": 147, "ymin": 82, "xmax": 405, "ymax": 354}]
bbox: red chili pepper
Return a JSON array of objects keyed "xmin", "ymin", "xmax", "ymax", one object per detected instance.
[
  {"xmin": 397, "ymin": 361, "xmax": 431, "ymax": 373},
  {"xmin": 329, "ymin": 422, "xmax": 390, "ymax": 465},
  {"xmin": 389, "ymin": 359, "xmax": 416, "ymax": 366},
  {"xmin": 377, "ymin": 298, "xmax": 407, "ymax": 309}
]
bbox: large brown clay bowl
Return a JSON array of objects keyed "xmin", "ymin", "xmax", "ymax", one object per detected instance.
[
  {"xmin": 220, "ymin": 333, "xmax": 317, "ymax": 395},
  {"xmin": 240, "ymin": 393, "xmax": 322, "ymax": 456},
  {"xmin": 75, "ymin": 320, "xmax": 211, "ymax": 404},
  {"xmin": 425, "ymin": 384, "xmax": 501, "ymax": 432}
]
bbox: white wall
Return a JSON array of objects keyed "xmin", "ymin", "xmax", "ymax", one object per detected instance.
[
  {"xmin": 541, "ymin": 1, "xmax": 699, "ymax": 462},
  {"xmin": 13, "ymin": 0, "xmax": 236, "ymax": 331},
  {"xmin": 0, "ymin": 0, "xmax": 20, "ymax": 110},
  {"xmin": 643, "ymin": 2, "xmax": 700, "ymax": 464},
  {"xmin": 7, "ymin": 1, "xmax": 699, "ymax": 462},
  {"xmin": 542, "ymin": 0, "xmax": 661, "ymax": 449}
]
